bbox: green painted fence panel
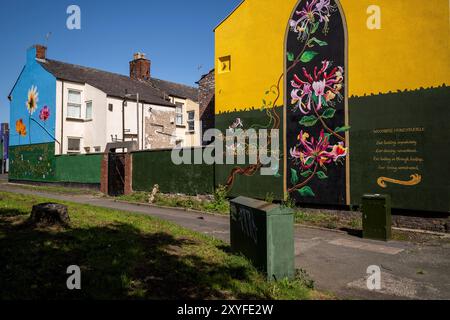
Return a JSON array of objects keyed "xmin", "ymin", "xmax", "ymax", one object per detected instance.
[
  {"xmin": 349, "ymin": 86, "xmax": 450, "ymax": 212},
  {"xmin": 9, "ymin": 143, "xmax": 56, "ymax": 182},
  {"xmin": 55, "ymin": 154, "xmax": 102, "ymax": 184},
  {"xmin": 215, "ymin": 107, "xmax": 285, "ymax": 201},
  {"xmin": 132, "ymin": 148, "xmax": 215, "ymax": 195}
]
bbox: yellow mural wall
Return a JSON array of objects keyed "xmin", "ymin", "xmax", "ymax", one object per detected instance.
[{"xmin": 215, "ymin": 0, "xmax": 450, "ymax": 113}]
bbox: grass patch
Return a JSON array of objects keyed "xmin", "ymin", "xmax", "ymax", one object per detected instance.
[
  {"xmin": 0, "ymin": 191, "xmax": 321, "ymax": 300},
  {"xmin": 294, "ymin": 211, "xmax": 341, "ymax": 228},
  {"xmin": 117, "ymin": 188, "xmax": 230, "ymax": 216},
  {"xmin": 5, "ymin": 183, "xmax": 101, "ymax": 196}
]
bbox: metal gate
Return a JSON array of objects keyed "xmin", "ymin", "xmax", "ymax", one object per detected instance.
[{"xmin": 108, "ymin": 152, "xmax": 125, "ymax": 196}]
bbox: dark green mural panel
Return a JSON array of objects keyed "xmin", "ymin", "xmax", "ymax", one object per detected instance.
[
  {"xmin": 55, "ymin": 154, "xmax": 102, "ymax": 184},
  {"xmin": 215, "ymin": 108, "xmax": 284, "ymax": 201},
  {"xmin": 132, "ymin": 149, "xmax": 215, "ymax": 195},
  {"xmin": 9, "ymin": 143, "xmax": 56, "ymax": 182},
  {"xmin": 349, "ymin": 86, "xmax": 450, "ymax": 212}
]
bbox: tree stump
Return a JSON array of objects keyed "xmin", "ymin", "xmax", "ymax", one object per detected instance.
[{"xmin": 30, "ymin": 203, "xmax": 70, "ymax": 227}]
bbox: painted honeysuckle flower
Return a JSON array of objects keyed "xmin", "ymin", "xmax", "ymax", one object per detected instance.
[
  {"xmin": 330, "ymin": 142, "xmax": 347, "ymax": 161},
  {"xmin": 26, "ymin": 85, "xmax": 39, "ymax": 115},
  {"xmin": 289, "ymin": 0, "xmax": 335, "ymax": 41},
  {"xmin": 290, "ymin": 129, "xmax": 332, "ymax": 169},
  {"xmin": 39, "ymin": 106, "xmax": 50, "ymax": 122},
  {"xmin": 291, "ymin": 60, "xmax": 344, "ymax": 114},
  {"xmin": 291, "ymin": 80, "xmax": 313, "ymax": 114},
  {"xmin": 291, "ymin": 130, "xmax": 347, "ymax": 169},
  {"xmin": 15, "ymin": 119, "xmax": 27, "ymax": 137},
  {"xmin": 312, "ymin": 79, "xmax": 326, "ymax": 109}
]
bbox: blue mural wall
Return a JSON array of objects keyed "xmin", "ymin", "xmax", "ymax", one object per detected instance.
[{"xmin": 9, "ymin": 47, "xmax": 57, "ymax": 147}]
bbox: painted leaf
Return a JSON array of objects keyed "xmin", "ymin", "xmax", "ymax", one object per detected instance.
[
  {"xmin": 310, "ymin": 37, "xmax": 328, "ymax": 47},
  {"xmin": 298, "ymin": 186, "xmax": 316, "ymax": 197},
  {"xmin": 316, "ymin": 171, "xmax": 328, "ymax": 179},
  {"xmin": 335, "ymin": 126, "xmax": 351, "ymax": 133},
  {"xmin": 305, "ymin": 157, "xmax": 315, "ymax": 167},
  {"xmin": 287, "ymin": 52, "xmax": 295, "ymax": 62},
  {"xmin": 300, "ymin": 170, "xmax": 313, "ymax": 178},
  {"xmin": 291, "ymin": 168, "xmax": 299, "ymax": 185},
  {"xmin": 310, "ymin": 22, "xmax": 320, "ymax": 34},
  {"xmin": 299, "ymin": 115, "xmax": 318, "ymax": 127},
  {"xmin": 322, "ymin": 108, "xmax": 336, "ymax": 119},
  {"xmin": 300, "ymin": 51, "xmax": 319, "ymax": 63}
]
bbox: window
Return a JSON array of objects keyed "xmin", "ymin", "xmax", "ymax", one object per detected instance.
[
  {"xmin": 67, "ymin": 90, "xmax": 81, "ymax": 118},
  {"xmin": 67, "ymin": 138, "xmax": 81, "ymax": 153},
  {"xmin": 187, "ymin": 111, "xmax": 195, "ymax": 132},
  {"xmin": 108, "ymin": 103, "xmax": 113, "ymax": 112},
  {"xmin": 175, "ymin": 102, "xmax": 184, "ymax": 126},
  {"xmin": 86, "ymin": 101, "xmax": 93, "ymax": 120},
  {"xmin": 218, "ymin": 55, "xmax": 231, "ymax": 74}
]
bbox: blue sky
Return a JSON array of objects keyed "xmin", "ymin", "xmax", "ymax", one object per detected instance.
[{"xmin": 0, "ymin": 0, "xmax": 241, "ymax": 124}]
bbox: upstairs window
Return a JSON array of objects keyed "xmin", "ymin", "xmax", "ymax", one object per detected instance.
[
  {"xmin": 86, "ymin": 101, "xmax": 93, "ymax": 120},
  {"xmin": 67, "ymin": 90, "xmax": 81, "ymax": 119},
  {"xmin": 175, "ymin": 102, "xmax": 184, "ymax": 126},
  {"xmin": 187, "ymin": 111, "xmax": 195, "ymax": 132}
]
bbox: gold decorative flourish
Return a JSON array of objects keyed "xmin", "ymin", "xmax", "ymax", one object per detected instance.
[{"xmin": 377, "ymin": 174, "xmax": 422, "ymax": 188}]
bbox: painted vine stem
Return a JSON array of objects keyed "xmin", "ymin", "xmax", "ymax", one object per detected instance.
[{"xmin": 225, "ymin": 27, "xmax": 313, "ymax": 189}]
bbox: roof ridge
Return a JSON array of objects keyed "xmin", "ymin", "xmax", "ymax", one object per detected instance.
[
  {"xmin": 46, "ymin": 58, "xmax": 139, "ymax": 82},
  {"xmin": 151, "ymin": 77, "xmax": 198, "ymax": 90},
  {"xmin": 46, "ymin": 59, "xmax": 197, "ymax": 91}
]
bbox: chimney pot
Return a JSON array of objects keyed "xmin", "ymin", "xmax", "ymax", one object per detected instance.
[
  {"xmin": 130, "ymin": 52, "xmax": 151, "ymax": 81},
  {"xmin": 34, "ymin": 44, "xmax": 47, "ymax": 60}
]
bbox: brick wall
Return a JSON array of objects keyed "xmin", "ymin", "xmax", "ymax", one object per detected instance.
[
  {"xmin": 197, "ymin": 69, "xmax": 215, "ymax": 143},
  {"xmin": 100, "ymin": 154, "xmax": 108, "ymax": 194},
  {"xmin": 124, "ymin": 153, "xmax": 133, "ymax": 195}
]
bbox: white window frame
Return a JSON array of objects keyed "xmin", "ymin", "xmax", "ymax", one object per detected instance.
[
  {"xmin": 175, "ymin": 102, "xmax": 184, "ymax": 126},
  {"xmin": 67, "ymin": 90, "xmax": 82, "ymax": 119},
  {"xmin": 85, "ymin": 101, "xmax": 93, "ymax": 120},
  {"xmin": 67, "ymin": 137, "xmax": 81, "ymax": 154},
  {"xmin": 187, "ymin": 111, "xmax": 195, "ymax": 132}
]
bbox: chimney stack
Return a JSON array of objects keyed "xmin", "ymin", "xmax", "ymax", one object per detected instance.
[
  {"xmin": 33, "ymin": 44, "xmax": 47, "ymax": 60},
  {"xmin": 130, "ymin": 52, "xmax": 151, "ymax": 81}
]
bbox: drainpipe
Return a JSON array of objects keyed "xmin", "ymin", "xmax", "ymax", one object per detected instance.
[
  {"xmin": 60, "ymin": 81, "xmax": 64, "ymax": 154},
  {"xmin": 122, "ymin": 99, "xmax": 126, "ymax": 143},
  {"xmin": 141, "ymin": 102, "xmax": 144, "ymax": 149},
  {"xmin": 136, "ymin": 93, "xmax": 139, "ymax": 150}
]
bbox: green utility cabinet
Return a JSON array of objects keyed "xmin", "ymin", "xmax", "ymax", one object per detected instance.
[
  {"xmin": 362, "ymin": 194, "xmax": 392, "ymax": 241},
  {"xmin": 230, "ymin": 196, "xmax": 295, "ymax": 281}
]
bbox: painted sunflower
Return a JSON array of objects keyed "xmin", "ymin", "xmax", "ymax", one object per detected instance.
[
  {"xmin": 26, "ymin": 85, "xmax": 39, "ymax": 115},
  {"xmin": 15, "ymin": 119, "xmax": 27, "ymax": 137}
]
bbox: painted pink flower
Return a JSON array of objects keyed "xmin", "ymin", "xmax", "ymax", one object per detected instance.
[
  {"xmin": 330, "ymin": 142, "xmax": 347, "ymax": 161},
  {"xmin": 290, "ymin": 130, "xmax": 347, "ymax": 169},
  {"xmin": 291, "ymin": 60, "xmax": 344, "ymax": 114},
  {"xmin": 289, "ymin": 0, "xmax": 335, "ymax": 41},
  {"xmin": 39, "ymin": 106, "xmax": 50, "ymax": 122}
]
